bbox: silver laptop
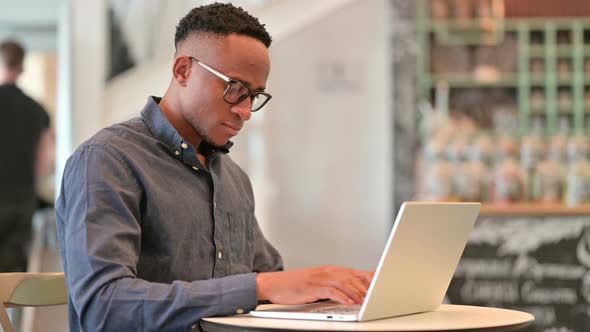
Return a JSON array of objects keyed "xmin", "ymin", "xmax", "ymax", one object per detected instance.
[{"xmin": 250, "ymin": 202, "xmax": 480, "ymax": 322}]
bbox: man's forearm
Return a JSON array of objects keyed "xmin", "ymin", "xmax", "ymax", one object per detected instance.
[{"xmin": 69, "ymin": 271, "xmax": 259, "ymax": 331}]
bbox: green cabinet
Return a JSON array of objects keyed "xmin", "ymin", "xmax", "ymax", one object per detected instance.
[{"xmin": 417, "ymin": 0, "xmax": 590, "ymax": 136}]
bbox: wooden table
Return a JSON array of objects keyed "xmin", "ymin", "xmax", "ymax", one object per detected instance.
[{"xmin": 201, "ymin": 304, "xmax": 534, "ymax": 332}]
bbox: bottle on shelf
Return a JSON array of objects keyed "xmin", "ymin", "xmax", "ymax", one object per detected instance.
[
  {"xmin": 455, "ymin": 133, "xmax": 491, "ymax": 202},
  {"xmin": 473, "ymin": 132, "xmax": 495, "ymax": 167},
  {"xmin": 567, "ymin": 134, "xmax": 589, "ymax": 164},
  {"xmin": 520, "ymin": 118, "xmax": 545, "ymax": 201},
  {"xmin": 564, "ymin": 153, "xmax": 590, "ymax": 206},
  {"xmin": 492, "ymin": 135, "xmax": 526, "ymax": 204},
  {"xmin": 564, "ymin": 135, "xmax": 590, "ymax": 206},
  {"xmin": 492, "ymin": 156, "xmax": 526, "ymax": 204},
  {"xmin": 532, "ymin": 119, "xmax": 569, "ymax": 203},
  {"xmin": 421, "ymin": 139, "xmax": 457, "ymax": 202},
  {"xmin": 533, "ymin": 150, "xmax": 566, "ymax": 203},
  {"xmin": 550, "ymin": 117, "xmax": 571, "ymax": 164}
]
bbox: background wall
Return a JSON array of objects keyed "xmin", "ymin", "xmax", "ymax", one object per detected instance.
[{"xmin": 263, "ymin": 0, "xmax": 393, "ymax": 269}]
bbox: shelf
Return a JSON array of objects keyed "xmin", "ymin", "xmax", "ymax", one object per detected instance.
[
  {"xmin": 430, "ymin": 74, "xmax": 518, "ymax": 87},
  {"xmin": 480, "ymin": 203, "xmax": 590, "ymax": 216},
  {"xmin": 428, "ymin": 74, "xmax": 590, "ymax": 87},
  {"xmin": 426, "ymin": 18, "xmax": 590, "ymax": 32},
  {"xmin": 529, "ymin": 46, "xmax": 574, "ymax": 57},
  {"xmin": 529, "ymin": 46, "xmax": 544, "ymax": 57},
  {"xmin": 529, "ymin": 45, "xmax": 576, "ymax": 59},
  {"xmin": 557, "ymin": 76, "xmax": 574, "ymax": 84},
  {"xmin": 429, "ymin": 19, "xmax": 502, "ymax": 32},
  {"xmin": 530, "ymin": 74, "xmax": 545, "ymax": 85},
  {"xmin": 418, "ymin": 1, "xmax": 590, "ymax": 135},
  {"xmin": 428, "ymin": 74, "xmax": 585, "ymax": 87},
  {"xmin": 557, "ymin": 46, "xmax": 575, "ymax": 57}
]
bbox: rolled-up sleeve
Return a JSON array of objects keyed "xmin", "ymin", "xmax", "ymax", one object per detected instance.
[{"xmin": 56, "ymin": 145, "xmax": 259, "ymax": 331}]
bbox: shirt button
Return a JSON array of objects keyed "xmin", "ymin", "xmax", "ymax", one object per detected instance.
[
  {"xmin": 174, "ymin": 150, "xmax": 180, "ymax": 156},
  {"xmin": 192, "ymin": 166, "xmax": 199, "ymax": 171},
  {"xmin": 218, "ymin": 251, "xmax": 222, "ymax": 260},
  {"xmin": 181, "ymin": 142, "xmax": 188, "ymax": 149},
  {"xmin": 191, "ymin": 323, "xmax": 198, "ymax": 330},
  {"xmin": 236, "ymin": 308, "xmax": 244, "ymax": 314}
]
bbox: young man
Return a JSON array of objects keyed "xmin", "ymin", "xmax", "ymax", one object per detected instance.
[
  {"xmin": 57, "ymin": 3, "xmax": 373, "ymax": 331},
  {"xmin": 0, "ymin": 39, "xmax": 51, "ymax": 273}
]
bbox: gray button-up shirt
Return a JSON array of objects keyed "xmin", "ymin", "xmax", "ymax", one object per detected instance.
[{"xmin": 56, "ymin": 97, "xmax": 283, "ymax": 332}]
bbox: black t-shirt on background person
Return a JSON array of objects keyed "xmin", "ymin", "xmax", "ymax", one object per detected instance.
[{"xmin": 0, "ymin": 83, "xmax": 50, "ymax": 271}]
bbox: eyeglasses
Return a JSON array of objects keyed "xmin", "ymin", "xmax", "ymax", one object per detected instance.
[{"xmin": 189, "ymin": 56, "xmax": 272, "ymax": 112}]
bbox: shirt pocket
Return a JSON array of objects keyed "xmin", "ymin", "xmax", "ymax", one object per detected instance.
[{"xmin": 228, "ymin": 211, "xmax": 255, "ymax": 274}]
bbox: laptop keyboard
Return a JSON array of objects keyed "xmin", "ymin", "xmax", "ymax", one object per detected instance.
[{"xmin": 308, "ymin": 305, "xmax": 361, "ymax": 315}]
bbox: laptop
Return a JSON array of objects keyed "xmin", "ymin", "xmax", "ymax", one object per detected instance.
[{"xmin": 250, "ymin": 202, "xmax": 480, "ymax": 322}]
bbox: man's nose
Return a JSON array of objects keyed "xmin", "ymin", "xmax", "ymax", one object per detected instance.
[{"xmin": 230, "ymin": 98, "xmax": 252, "ymax": 121}]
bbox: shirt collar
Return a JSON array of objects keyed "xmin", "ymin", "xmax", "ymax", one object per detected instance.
[{"xmin": 140, "ymin": 96, "xmax": 233, "ymax": 155}]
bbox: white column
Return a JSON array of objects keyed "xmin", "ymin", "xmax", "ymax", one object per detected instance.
[
  {"xmin": 70, "ymin": 0, "xmax": 107, "ymax": 148},
  {"xmin": 55, "ymin": 0, "xmax": 107, "ymax": 195}
]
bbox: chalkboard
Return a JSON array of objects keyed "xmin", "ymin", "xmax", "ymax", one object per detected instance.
[{"xmin": 447, "ymin": 216, "xmax": 590, "ymax": 332}]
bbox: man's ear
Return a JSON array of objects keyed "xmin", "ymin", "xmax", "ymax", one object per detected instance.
[{"xmin": 172, "ymin": 55, "xmax": 191, "ymax": 87}]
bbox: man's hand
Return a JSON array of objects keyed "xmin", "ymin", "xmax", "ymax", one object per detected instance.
[{"xmin": 256, "ymin": 265, "xmax": 374, "ymax": 305}]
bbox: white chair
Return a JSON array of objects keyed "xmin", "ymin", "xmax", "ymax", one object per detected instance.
[{"xmin": 0, "ymin": 273, "xmax": 67, "ymax": 332}]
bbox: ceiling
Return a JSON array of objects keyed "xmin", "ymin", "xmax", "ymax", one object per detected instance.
[{"xmin": 0, "ymin": 0, "xmax": 62, "ymax": 52}]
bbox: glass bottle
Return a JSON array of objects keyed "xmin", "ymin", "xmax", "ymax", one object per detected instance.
[
  {"xmin": 565, "ymin": 136, "xmax": 590, "ymax": 206},
  {"xmin": 492, "ymin": 135, "xmax": 525, "ymax": 203},
  {"xmin": 550, "ymin": 118, "xmax": 571, "ymax": 163},
  {"xmin": 533, "ymin": 149, "xmax": 565, "ymax": 203},
  {"xmin": 421, "ymin": 140, "xmax": 457, "ymax": 201},
  {"xmin": 492, "ymin": 156, "xmax": 526, "ymax": 204},
  {"xmin": 532, "ymin": 118, "xmax": 569, "ymax": 202},
  {"xmin": 455, "ymin": 135, "xmax": 491, "ymax": 202},
  {"xmin": 520, "ymin": 119, "xmax": 545, "ymax": 201}
]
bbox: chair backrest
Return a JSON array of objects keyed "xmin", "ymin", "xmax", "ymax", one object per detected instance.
[{"xmin": 0, "ymin": 273, "xmax": 67, "ymax": 332}]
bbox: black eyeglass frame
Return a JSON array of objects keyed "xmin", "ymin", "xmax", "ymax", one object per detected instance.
[{"xmin": 189, "ymin": 56, "xmax": 272, "ymax": 112}]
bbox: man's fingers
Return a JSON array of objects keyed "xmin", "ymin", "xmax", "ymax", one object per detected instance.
[
  {"xmin": 353, "ymin": 270, "xmax": 375, "ymax": 287},
  {"xmin": 322, "ymin": 272, "xmax": 368, "ymax": 304},
  {"xmin": 258, "ymin": 267, "xmax": 376, "ymax": 306},
  {"xmin": 345, "ymin": 276, "xmax": 369, "ymax": 303},
  {"xmin": 317, "ymin": 287, "xmax": 354, "ymax": 305}
]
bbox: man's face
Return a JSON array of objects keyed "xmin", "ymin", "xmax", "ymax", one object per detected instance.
[{"xmin": 178, "ymin": 34, "xmax": 271, "ymax": 148}]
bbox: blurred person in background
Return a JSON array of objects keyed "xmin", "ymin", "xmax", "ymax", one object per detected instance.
[
  {"xmin": 56, "ymin": 3, "xmax": 373, "ymax": 331},
  {"xmin": 0, "ymin": 39, "xmax": 52, "ymax": 272}
]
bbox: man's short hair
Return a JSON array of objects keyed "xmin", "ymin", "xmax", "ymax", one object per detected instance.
[
  {"xmin": 175, "ymin": 2, "xmax": 272, "ymax": 49},
  {"xmin": 0, "ymin": 40, "xmax": 25, "ymax": 70}
]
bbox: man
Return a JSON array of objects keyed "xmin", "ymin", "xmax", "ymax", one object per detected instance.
[
  {"xmin": 0, "ymin": 39, "xmax": 51, "ymax": 272},
  {"xmin": 57, "ymin": 3, "xmax": 373, "ymax": 331}
]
